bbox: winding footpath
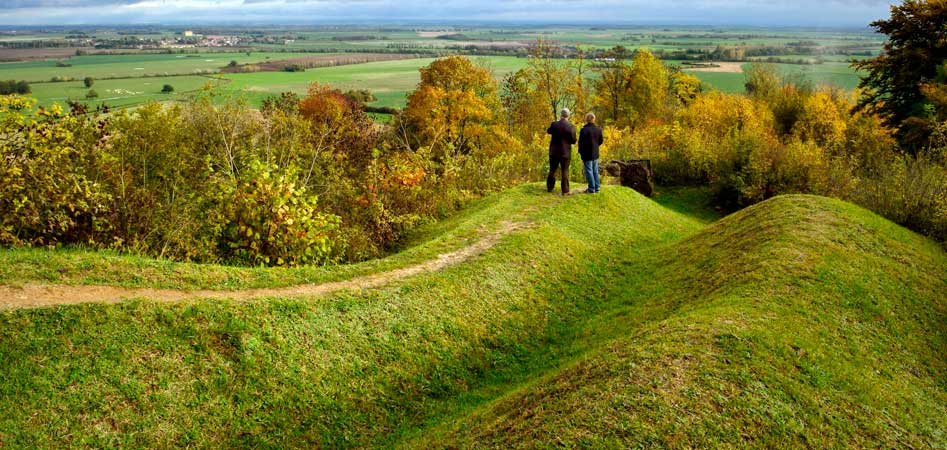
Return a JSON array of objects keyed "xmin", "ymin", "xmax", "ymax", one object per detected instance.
[{"xmin": 0, "ymin": 221, "xmax": 526, "ymax": 310}]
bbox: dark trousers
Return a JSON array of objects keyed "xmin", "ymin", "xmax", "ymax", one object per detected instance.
[{"xmin": 547, "ymin": 154, "xmax": 570, "ymax": 194}]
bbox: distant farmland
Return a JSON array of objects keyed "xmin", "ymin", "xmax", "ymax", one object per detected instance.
[
  {"xmin": 15, "ymin": 56, "xmax": 864, "ymax": 110},
  {"xmin": 218, "ymin": 56, "xmax": 528, "ymax": 108},
  {"xmin": 1, "ymin": 25, "xmax": 875, "ymax": 110},
  {"xmin": 221, "ymin": 52, "xmax": 419, "ymax": 73},
  {"xmin": 0, "ymin": 52, "xmax": 302, "ymax": 82}
]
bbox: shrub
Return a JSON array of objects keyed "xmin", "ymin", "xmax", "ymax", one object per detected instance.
[
  {"xmin": 792, "ymin": 91, "xmax": 848, "ymax": 149},
  {"xmin": 0, "ymin": 98, "xmax": 111, "ymax": 246},
  {"xmin": 85, "ymin": 89, "xmax": 98, "ymax": 99},
  {"xmin": 162, "ymin": 84, "xmax": 174, "ymax": 93},
  {"xmin": 849, "ymin": 153, "xmax": 947, "ymax": 242},
  {"xmin": 261, "ymin": 92, "xmax": 300, "ymax": 115},
  {"xmin": 364, "ymin": 105, "xmax": 399, "ymax": 115},
  {"xmin": 343, "ymin": 89, "xmax": 377, "ymax": 104},
  {"xmin": 0, "ymin": 80, "xmax": 31, "ymax": 95},
  {"xmin": 215, "ymin": 162, "xmax": 341, "ymax": 266}
]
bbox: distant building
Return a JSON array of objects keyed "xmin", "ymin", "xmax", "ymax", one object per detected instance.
[{"xmin": 182, "ymin": 30, "xmax": 194, "ymax": 37}]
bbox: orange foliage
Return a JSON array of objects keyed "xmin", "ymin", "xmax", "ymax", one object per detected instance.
[{"xmin": 402, "ymin": 56, "xmax": 499, "ymax": 155}]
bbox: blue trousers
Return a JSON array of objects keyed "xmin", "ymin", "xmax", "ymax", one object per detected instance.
[{"xmin": 583, "ymin": 159, "xmax": 600, "ymax": 193}]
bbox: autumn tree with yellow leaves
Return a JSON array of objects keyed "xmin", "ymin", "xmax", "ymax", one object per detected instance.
[{"xmin": 400, "ymin": 55, "xmax": 500, "ymax": 157}]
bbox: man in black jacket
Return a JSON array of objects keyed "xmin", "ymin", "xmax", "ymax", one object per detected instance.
[
  {"xmin": 578, "ymin": 113, "xmax": 604, "ymax": 193},
  {"xmin": 547, "ymin": 108, "xmax": 577, "ymax": 194}
]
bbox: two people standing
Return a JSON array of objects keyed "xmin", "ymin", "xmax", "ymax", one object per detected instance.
[{"xmin": 546, "ymin": 108, "xmax": 604, "ymax": 195}]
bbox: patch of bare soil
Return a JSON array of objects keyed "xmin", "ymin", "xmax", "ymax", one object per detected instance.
[
  {"xmin": 681, "ymin": 61, "xmax": 744, "ymax": 73},
  {"xmin": 221, "ymin": 53, "xmax": 417, "ymax": 73},
  {"xmin": 0, "ymin": 221, "xmax": 527, "ymax": 310},
  {"xmin": 417, "ymin": 31, "xmax": 459, "ymax": 38},
  {"xmin": 0, "ymin": 47, "xmax": 81, "ymax": 62}
]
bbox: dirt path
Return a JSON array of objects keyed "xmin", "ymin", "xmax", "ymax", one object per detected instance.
[{"xmin": 0, "ymin": 221, "xmax": 526, "ymax": 311}]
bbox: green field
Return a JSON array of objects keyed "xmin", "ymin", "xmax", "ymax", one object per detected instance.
[
  {"xmin": 28, "ymin": 75, "xmax": 221, "ymax": 109},
  {"xmin": 218, "ymin": 56, "xmax": 527, "ymax": 108},
  {"xmin": 0, "ymin": 186, "xmax": 944, "ymax": 447},
  {"xmin": 675, "ymin": 61, "xmax": 863, "ymax": 93},
  {"xmin": 0, "ymin": 52, "xmax": 307, "ymax": 82}
]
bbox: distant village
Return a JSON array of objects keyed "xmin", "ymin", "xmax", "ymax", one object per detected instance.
[
  {"xmin": 0, "ymin": 29, "xmax": 298, "ymax": 50},
  {"xmin": 161, "ymin": 31, "xmax": 246, "ymax": 49}
]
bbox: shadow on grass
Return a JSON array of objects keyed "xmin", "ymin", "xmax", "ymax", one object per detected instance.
[{"xmin": 649, "ymin": 185, "xmax": 723, "ymax": 224}]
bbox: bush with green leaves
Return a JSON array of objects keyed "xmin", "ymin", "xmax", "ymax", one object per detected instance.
[
  {"xmin": 215, "ymin": 161, "xmax": 340, "ymax": 267},
  {"xmin": 851, "ymin": 152, "xmax": 947, "ymax": 242},
  {"xmin": 0, "ymin": 97, "xmax": 111, "ymax": 246},
  {"xmin": 0, "ymin": 80, "xmax": 30, "ymax": 95}
]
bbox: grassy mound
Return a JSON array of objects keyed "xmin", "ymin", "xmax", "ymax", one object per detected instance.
[
  {"xmin": 414, "ymin": 196, "xmax": 947, "ymax": 448},
  {"xmin": 1, "ymin": 187, "xmax": 944, "ymax": 448},
  {"xmin": 0, "ymin": 185, "xmax": 706, "ymax": 448}
]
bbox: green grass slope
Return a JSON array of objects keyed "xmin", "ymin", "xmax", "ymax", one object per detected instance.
[
  {"xmin": 413, "ymin": 196, "xmax": 947, "ymax": 449},
  {"xmin": 0, "ymin": 187, "xmax": 944, "ymax": 449},
  {"xmin": 0, "ymin": 185, "xmax": 705, "ymax": 448}
]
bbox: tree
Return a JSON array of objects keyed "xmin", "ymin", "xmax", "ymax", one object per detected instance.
[
  {"xmin": 85, "ymin": 89, "xmax": 98, "ymax": 99},
  {"xmin": 298, "ymin": 83, "xmax": 378, "ymax": 178},
  {"xmin": 527, "ymin": 38, "xmax": 574, "ymax": 121},
  {"xmin": 744, "ymin": 63, "xmax": 780, "ymax": 100},
  {"xmin": 261, "ymin": 92, "xmax": 300, "ymax": 116},
  {"xmin": 83, "ymin": 77, "xmax": 94, "ymax": 88},
  {"xmin": 854, "ymin": 0, "xmax": 947, "ymax": 150},
  {"xmin": 671, "ymin": 71, "xmax": 702, "ymax": 106},
  {"xmin": 569, "ymin": 45, "xmax": 594, "ymax": 117},
  {"xmin": 626, "ymin": 49, "xmax": 669, "ymax": 125},
  {"xmin": 0, "ymin": 80, "xmax": 30, "ymax": 95},
  {"xmin": 593, "ymin": 46, "xmax": 634, "ymax": 125},
  {"xmin": 501, "ymin": 68, "xmax": 549, "ymax": 142},
  {"xmin": 162, "ymin": 84, "xmax": 174, "ymax": 93},
  {"xmin": 401, "ymin": 55, "xmax": 499, "ymax": 155}
]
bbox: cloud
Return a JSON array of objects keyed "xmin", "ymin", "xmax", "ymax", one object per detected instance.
[
  {"xmin": 2, "ymin": 0, "xmax": 145, "ymax": 7},
  {"xmin": 0, "ymin": 0, "xmax": 896, "ymax": 26}
]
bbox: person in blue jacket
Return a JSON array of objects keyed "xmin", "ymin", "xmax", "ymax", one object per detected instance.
[{"xmin": 578, "ymin": 113, "xmax": 604, "ymax": 193}]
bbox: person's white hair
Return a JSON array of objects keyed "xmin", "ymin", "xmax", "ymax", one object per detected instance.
[{"xmin": 560, "ymin": 108, "xmax": 571, "ymax": 119}]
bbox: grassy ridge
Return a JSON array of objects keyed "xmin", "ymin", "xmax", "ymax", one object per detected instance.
[
  {"xmin": 1, "ymin": 186, "xmax": 945, "ymax": 448},
  {"xmin": 0, "ymin": 185, "xmax": 705, "ymax": 448},
  {"xmin": 414, "ymin": 196, "xmax": 947, "ymax": 448}
]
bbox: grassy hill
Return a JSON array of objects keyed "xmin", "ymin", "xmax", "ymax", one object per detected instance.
[{"xmin": 0, "ymin": 185, "xmax": 945, "ymax": 448}]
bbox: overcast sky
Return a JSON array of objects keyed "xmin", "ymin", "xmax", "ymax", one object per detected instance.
[{"xmin": 0, "ymin": 0, "xmax": 897, "ymax": 27}]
